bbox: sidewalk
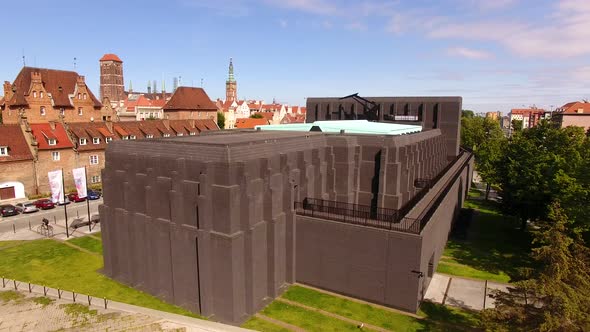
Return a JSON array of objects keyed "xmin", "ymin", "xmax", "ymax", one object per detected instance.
[
  {"xmin": 424, "ymin": 273, "xmax": 510, "ymax": 310},
  {"xmin": 0, "ymin": 278, "xmax": 250, "ymax": 331},
  {"xmin": 0, "ymin": 218, "xmax": 101, "ymax": 241}
]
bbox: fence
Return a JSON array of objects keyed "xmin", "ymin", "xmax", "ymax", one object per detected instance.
[
  {"xmin": 0, "ymin": 276, "xmax": 109, "ymax": 309},
  {"xmin": 294, "ymin": 149, "xmax": 473, "ymax": 234},
  {"xmin": 294, "ymin": 198, "xmax": 420, "ymax": 234}
]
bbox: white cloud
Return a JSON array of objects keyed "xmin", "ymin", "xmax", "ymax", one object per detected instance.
[
  {"xmin": 446, "ymin": 47, "xmax": 493, "ymax": 59},
  {"xmin": 427, "ymin": 0, "xmax": 590, "ymax": 58},
  {"xmin": 346, "ymin": 22, "xmax": 367, "ymax": 31}
]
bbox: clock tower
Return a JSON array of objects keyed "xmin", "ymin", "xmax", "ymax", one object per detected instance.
[{"xmin": 225, "ymin": 58, "xmax": 237, "ymax": 103}]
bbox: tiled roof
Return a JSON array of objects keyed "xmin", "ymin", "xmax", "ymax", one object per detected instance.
[
  {"xmin": 30, "ymin": 123, "xmax": 73, "ymax": 150},
  {"xmin": 300, "ymin": 107, "xmax": 307, "ymax": 114},
  {"xmin": 0, "ymin": 125, "xmax": 34, "ymax": 162},
  {"xmin": 163, "ymin": 87, "xmax": 217, "ymax": 111},
  {"xmin": 558, "ymin": 102, "xmax": 590, "ymax": 114},
  {"xmin": 510, "ymin": 108, "xmax": 546, "ymax": 114},
  {"xmin": 254, "ymin": 112, "xmax": 274, "ymax": 122},
  {"xmin": 66, "ymin": 122, "xmax": 117, "ymax": 151},
  {"xmin": 114, "ymin": 125, "xmax": 130, "ymax": 137},
  {"xmin": 100, "ymin": 54, "xmax": 123, "ymax": 62},
  {"xmin": 281, "ymin": 113, "xmax": 306, "ymax": 124},
  {"xmin": 235, "ymin": 118, "xmax": 268, "ymax": 129},
  {"xmin": 5, "ymin": 67, "xmax": 101, "ymax": 108}
]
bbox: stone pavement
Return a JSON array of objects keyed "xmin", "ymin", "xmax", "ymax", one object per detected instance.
[
  {"xmin": 0, "ymin": 220, "xmax": 101, "ymax": 241},
  {"xmin": 0, "ymin": 283, "xmax": 250, "ymax": 331},
  {"xmin": 424, "ymin": 273, "xmax": 510, "ymax": 310}
]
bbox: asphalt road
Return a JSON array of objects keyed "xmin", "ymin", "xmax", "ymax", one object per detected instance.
[{"xmin": 0, "ymin": 198, "xmax": 103, "ymax": 234}]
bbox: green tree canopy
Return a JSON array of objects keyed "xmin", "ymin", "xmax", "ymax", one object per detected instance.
[
  {"xmin": 461, "ymin": 115, "xmax": 507, "ymax": 199},
  {"xmin": 217, "ymin": 112, "xmax": 226, "ymax": 129},
  {"xmin": 250, "ymin": 113, "xmax": 264, "ymax": 119},
  {"xmin": 497, "ymin": 121, "xmax": 589, "ymax": 230},
  {"xmin": 481, "ymin": 203, "xmax": 590, "ymax": 331}
]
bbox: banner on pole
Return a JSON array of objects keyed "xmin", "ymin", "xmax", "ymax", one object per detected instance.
[
  {"xmin": 48, "ymin": 170, "xmax": 64, "ymax": 204},
  {"xmin": 72, "ymin": 167, "xmax": 88, "ymax": 198}
]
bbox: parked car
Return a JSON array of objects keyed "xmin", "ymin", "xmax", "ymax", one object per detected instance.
[
  {"xmin": 15, "ymin": 202, "xmax": 39, "ymax": 214},
  {"xmin": 87, "ymin": 190, "xmax": 101, "ymax": 200},
  {"xmin": 0, "ymin": 204, "xmax": 19, "ymax": 217},
  {"xmin": 67, "ymin": 192, "xmax": 86, "ymax": 203},
  {"xmin": 57, "ymin": 197, "xmax": 70, "ymax": 205},
  {"xmin": 34, "ymin": 199, "xmax": 55, "ymax": 210}
]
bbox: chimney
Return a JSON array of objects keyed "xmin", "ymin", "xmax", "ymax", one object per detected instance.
[
  {"xmin": 3, "ymin": 81, "xmax": 14, "ymax": 101},
  {"xmin": 31, "ymin": 71, "xmax": 42, "ymax": 83},
  {"xmin": 48, "ymin": 120, "xmax": 57, "ymax": 130}
]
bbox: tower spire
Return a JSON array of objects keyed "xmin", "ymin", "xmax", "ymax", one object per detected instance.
[{"xmin": 227, "ymin": 57, "xmax": 235, "ymax": 83}]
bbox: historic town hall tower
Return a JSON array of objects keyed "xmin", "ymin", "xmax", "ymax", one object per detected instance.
[
  {"xmin": 99, "ymin": 54, "xmax": 124, "ymax": 103},
  {"xmin": 225, "ymin": 58, "xmax": 237, "ymax": 103}
]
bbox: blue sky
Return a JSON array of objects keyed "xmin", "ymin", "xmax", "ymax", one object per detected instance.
[{"xmin": 1, "ymin": 0, "xmax": 589, "ymax": 113}]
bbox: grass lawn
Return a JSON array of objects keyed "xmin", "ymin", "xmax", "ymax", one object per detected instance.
[
  {"xmin": 0, "ymin": 240, "xmax": 25, "ymax": 250},
  {"xmin": 437, "ymin": 196, "xmax": 532, "ymax": 283},
  {"xmin": 247, "ymin": 285, "xmax": 481, "ymax": 332},
  {"xmin": 68, "ymin": 236, "xmax": 103, "ymax": 254},
  {"xmin": 0, "ymin": 238, "xmax": 200, "ymax": 318},
  {"xmin": 242, "ymin": 317, "xmax": 292, "ymax": 332}
]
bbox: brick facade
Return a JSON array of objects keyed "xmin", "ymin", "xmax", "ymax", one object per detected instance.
[
  {"xmin": 2, "ymin": 68, "xmax": 103, "ymax": 124},
  {"xmin": 0, "ymin": 160, "xmax": 36, "ymax": 198},
  {"xmin": 99, "ymin": 54, "xmax": 125, "ymax": 103}
]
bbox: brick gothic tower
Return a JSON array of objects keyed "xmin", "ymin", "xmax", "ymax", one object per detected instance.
[
  {"xmin": 99, "ymin": 54, "xmax": 124, "ymax": 102},
  {"xmin": 225, "ymin": 57, "xmax": 237, "ymax": 103}
]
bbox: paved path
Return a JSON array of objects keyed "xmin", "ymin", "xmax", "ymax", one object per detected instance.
[
  {"xmin": 0, "ymin": 198, "xmax": 103, "ymax": 234},
  {"xmin": 0, "ymin": 282, "xmax": 250, "ymax": 331},
  {"xmin": 424, "ymin": 273, "xmax": 510, "ymax": 310}
]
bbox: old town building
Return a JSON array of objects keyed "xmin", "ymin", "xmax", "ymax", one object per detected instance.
[
  {"xmin": 509, "ymin": 107, "xmax": 546, "ymax": 129},
  {"xmin": 225, "ymin": 58, "xmax": 237, "ymax": 103},
  {"xmin": 0, "ymin": 125, "xmax": 36, "ymax": 200},
  {"xmin": 553, "ymin": 101, "xmax": 590, "ymax": 131},
  {"xmin": 1, "ymin": 67, "xmax": 103, "ymax": 124},
  {"xmin": 162, "ymin": 87, "xmax": 218, "ymax": 122},
  {"xmin": 100, "ymin": 54, "xmax": 125, "ymax": 104}
]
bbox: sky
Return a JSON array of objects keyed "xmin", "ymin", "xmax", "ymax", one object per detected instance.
[{"xmin": 0, "ymin": 0, "xmax": 588, "ymax": 113}]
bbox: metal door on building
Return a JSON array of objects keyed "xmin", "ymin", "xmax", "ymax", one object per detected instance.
[{"xmin": 0, "ymin": 187, "xmax": 16, "ymax": 200}]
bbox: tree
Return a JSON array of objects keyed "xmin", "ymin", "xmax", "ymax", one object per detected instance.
[
  {"xmin": 462, "ymin": 109, "xmax": 475, "ymax": 118},
  {"xmin": 497, "ymin": 121, "xmax": 589, "ymax": 230},
  {"xmin": 461, "ymin": 115, "xmax": 506, "ymax": 199},
  {"xmin": 217, "ymin": 112, "xmax": 226, "ymax": 129},
  {"xmin": 250, "ymin": 113, "xmax": 263, "ymax": 119},
  {"xmin": 512, "ymin": 119, "xmax": 523, "ymax": 132},
  {"xmin": 481, "ymin": 203, "xmax": 590, "ymax": 331}
]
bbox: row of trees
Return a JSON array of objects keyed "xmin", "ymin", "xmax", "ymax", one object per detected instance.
[{"xmin": 461, "ymin": 112, "xmax": 590, "ymax": 330}]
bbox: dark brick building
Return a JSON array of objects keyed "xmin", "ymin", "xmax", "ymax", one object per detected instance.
[
  {"xmin": 100, "ymin": 54, "xmax": 125, "ymax": 103},
  {"xmin": 100, "ymin": 95, "xmax": 473, "ymax": 325}
]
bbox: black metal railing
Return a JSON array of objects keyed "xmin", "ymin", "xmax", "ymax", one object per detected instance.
[
  {"xmin": 294, "ymin": 149, "xmax": 473, "ymax": 235},
  {"xmin": 295, "ymin": 198, "xmax": 421, "ymax": 234}
]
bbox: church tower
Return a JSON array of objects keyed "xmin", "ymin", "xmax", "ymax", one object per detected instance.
[
  {"xmin": 225, "ymin": 58, "xmax": 237, "ymax": 103},
  {"xmin": 99, "ymin": 54, "xmax": 124, "ymax": 102}
]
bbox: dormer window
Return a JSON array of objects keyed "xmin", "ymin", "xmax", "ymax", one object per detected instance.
[
  {"xmin": 48, "ymin": 139, "xmax": 57, "ymax": 146},
  {"xmin": 0, "ymin": 146, "xmax": 8, "ymax": 156},
  {"xmin": 92, "ymin": 137, "xmax": 100, "ymax": 144},
  {"xmin": 146, "ymin": 134, "xmax": 154, "ymax": 139},
  {"xmin": 79, "ymin": 138, "xmax": 87, "ymax": 145},
  {"xmin": 130, "ymin": 135, "xmax": 136, "ymax": 140},
  {"xmin": 78, "ymin": 108, "xmax": 83, "ymax": 116},
  {"xmin": 105, "ymin": 137, "xmax": 113, "ymax": 144},
  {"xmin": 189, "ymin": 132, "xmax": 196, "ymax": 136},
  {"xmin": 177, "ymin": 133, "xmax": 184, "ymax": 137},
  {"xmin": 40, "ymin": 107, "xmax": 46, "ymax": 116},
  {"xmin": 122, "ymin": 135, "xmax": 129, "ymax": 140},
  {"xmin": 163, "ymin": 133, "xmax": 171, "ymax": 138},
  {"xmin": 577, "ymin": 108, "xmax": 584, "ymax": 114}
]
